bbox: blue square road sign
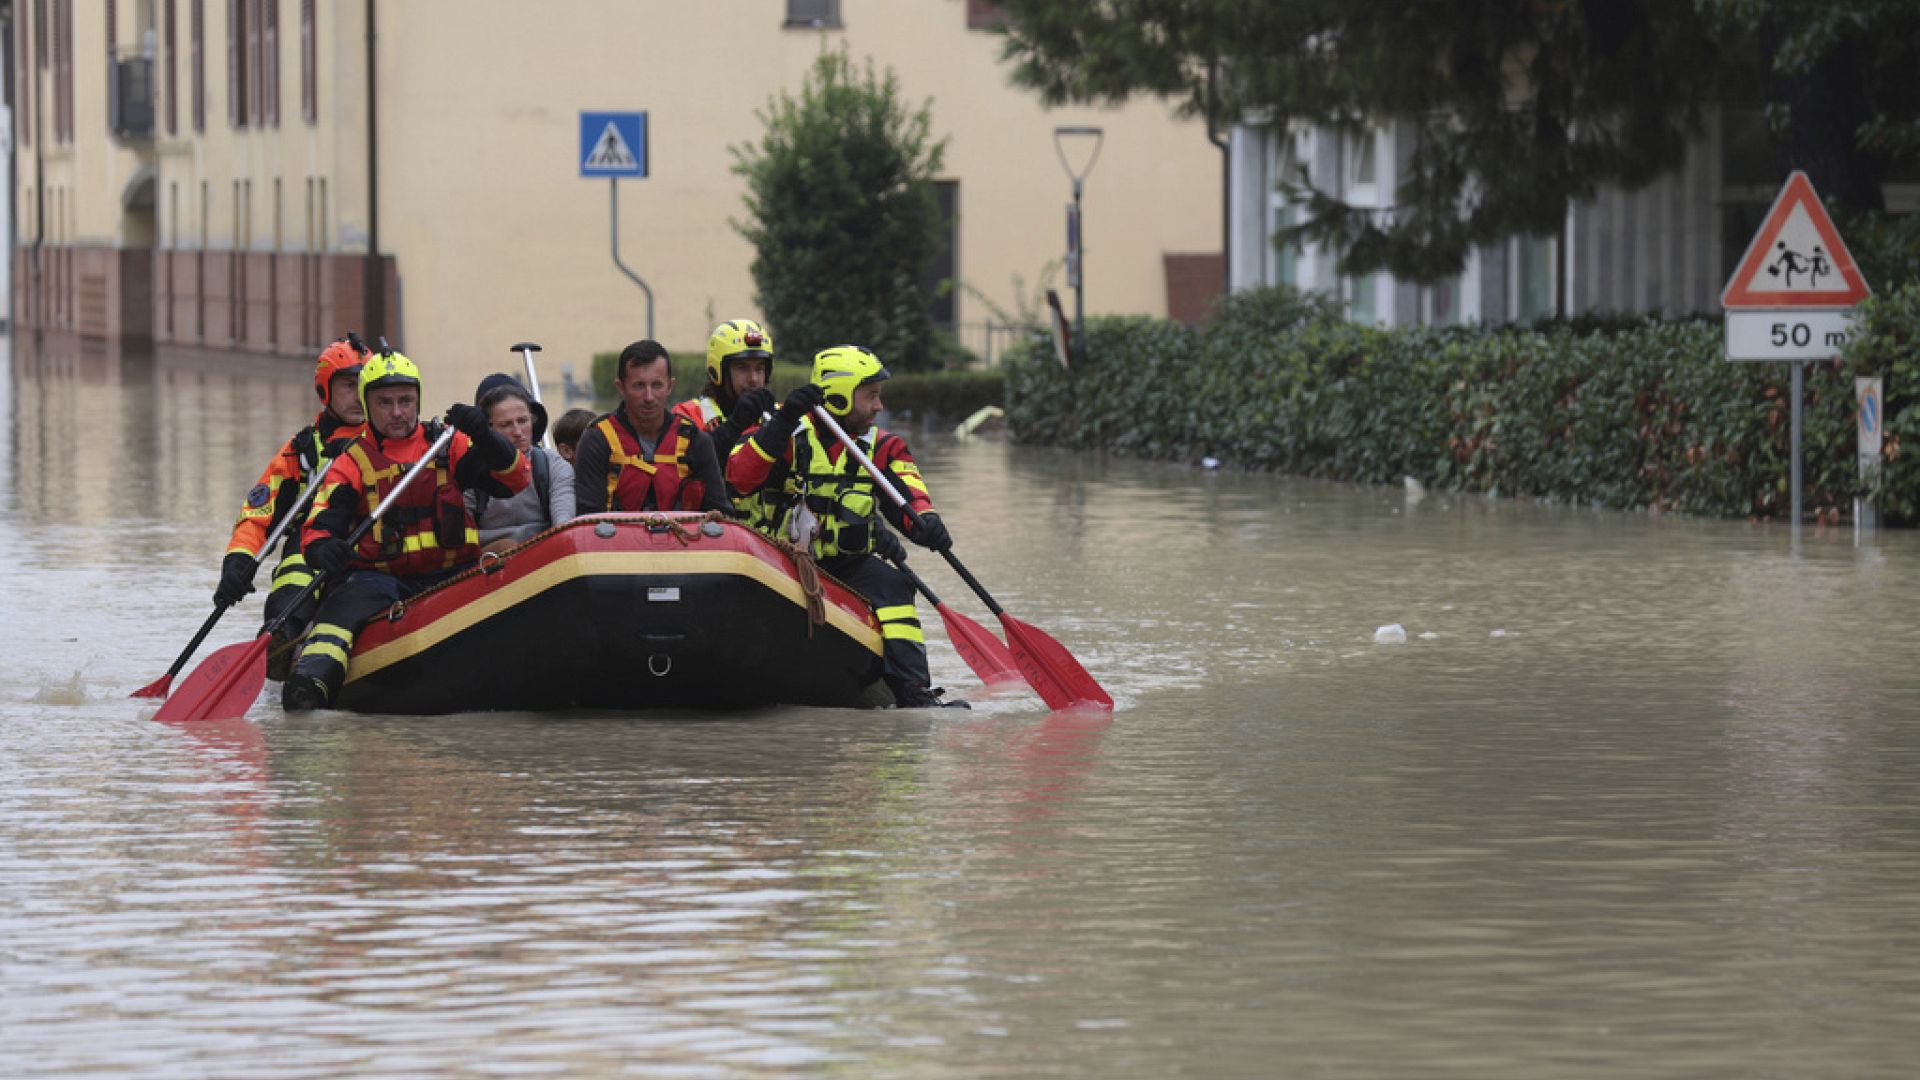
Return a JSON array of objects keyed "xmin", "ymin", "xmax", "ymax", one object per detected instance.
[{"xmin": 580, "ymin": 111, "xmax": 648, "ymax": 178}]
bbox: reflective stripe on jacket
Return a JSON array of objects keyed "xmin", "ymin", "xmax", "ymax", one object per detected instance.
[{"xmin": 225, "ymin": 415, "xmax": 366, "ymax": 558}]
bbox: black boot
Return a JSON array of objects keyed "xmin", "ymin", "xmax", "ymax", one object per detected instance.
[
  {"xmin": 890, "ymin": 683, "xmax": 970, "ymax": 710},
  {"xmin": 281, "ymin": 671, "xmax": 332, "ymax": 712}
]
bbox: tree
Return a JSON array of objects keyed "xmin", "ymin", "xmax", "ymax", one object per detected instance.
[
  {"xmin": 993, "ymin": 1, "xmax": 1919, "ymax": 284},
  {"xmin": 733, "ymin": 47, "xmax": 950, "ymax": 371}
]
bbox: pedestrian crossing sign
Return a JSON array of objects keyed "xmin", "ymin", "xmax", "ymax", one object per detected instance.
[
  {"xmin": 1721, "ymin": 171, "xmax": 1870, "ymax": 309},
  {"xmin": 580, "ymin": 111, "xmax": 648, "ymax": 178}
]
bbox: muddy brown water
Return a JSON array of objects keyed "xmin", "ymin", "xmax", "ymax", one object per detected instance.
[{"xmin": 5, "ymin": 339, "xmax": 1920, "ymax": 1077}]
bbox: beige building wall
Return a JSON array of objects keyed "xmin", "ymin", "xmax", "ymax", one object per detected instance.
[{"xmin": 14, "ymin": 0, "xmax": 1222, "ymax": 397}]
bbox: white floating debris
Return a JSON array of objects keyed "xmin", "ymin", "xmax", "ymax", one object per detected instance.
[
  {"xmin": 1373, "ymin": 623, "xmax": 1407, "ymax": 645},
  {"xmin": 1419, "ymin": 631, "xmax": 1438, "ymax": 640},
  {"xmin": 1404, "ymin": 475, "xmax": 1425, "ymax": 495},
  {"xmin": 1490, "ymin": 629, "xmax": 1508, "ymax": 638},
  {"xmin": 1200, "ymin": 456, "xmax": 1221, "ymax": 470}
]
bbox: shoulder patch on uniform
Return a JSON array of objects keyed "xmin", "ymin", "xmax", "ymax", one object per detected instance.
[{"xmin": 246, "ymin": 483, "xmax": 273, "ymax": 509}]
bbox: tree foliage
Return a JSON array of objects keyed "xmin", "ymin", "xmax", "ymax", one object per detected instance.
[
  {"xmin": 994, "ymin": 0, "xmax": 1920, "ymax": 284},
  {"xmin": 732, "ymin": 47, "xmax": 950, "ymax": 371}
]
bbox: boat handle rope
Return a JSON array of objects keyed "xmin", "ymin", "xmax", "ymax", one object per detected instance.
[{"xmin": 773, "ymin": 538, "xmax": 828, "ymax": 636}]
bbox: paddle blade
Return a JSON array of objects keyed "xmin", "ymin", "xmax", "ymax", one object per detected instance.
[
  {"xmin": 152, "ymin": 636, "xmax": 272, "ymax": 723},
  {"xmin": 130, "ymin": 674, "xmax": 172, "ymax": 699},
  {"xmin": 935, "ymin": 601, "xmax": 1026, "ymax": 691},
  {"xmin": 999, "ymin": 613, "xmax": 1113, "ymax": 712}
]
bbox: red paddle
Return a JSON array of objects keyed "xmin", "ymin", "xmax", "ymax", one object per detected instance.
[
  {"xmin": 884, "ymin": 553, "xmax": 1025, "ymax": 691},
  {"xmin": 153, "ymin": 426, "xmax": 459, "ymax": 723},
  {"xmin": 134, "ymin": 448, "xmax": 345, "ymax": 699},
  {"xmin": 812, "ymin": 407, "xmax": 1113, "ymax": 712}
]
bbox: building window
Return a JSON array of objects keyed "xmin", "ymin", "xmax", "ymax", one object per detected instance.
[
  {"xmin": 192, "ymin": 0, "xmax": 205, "ymax": 131},
  {"xmin": 1346, "ymin": 129, "xmax": 1377, "ymax": 200},
  {"xmin": 227, "ymin": 0, "xmax": 243, "ymax": 125},
  {"xmin": 301, "ymin": 0, "xmax": 315, "ymax": 123},
  {"xmin": 966, "ymin": 0, "xmax": 1006, "ymax": 29},
  {"xmin": 17, "ymin": 3, "xmax": 30, "ymax": 146},
  {"xmin": 1266, "ymin": 132, "xmax": 1301, "ymax": 288},
  {"xmin": 784, "ymin": 0, "xmax": 840, "ymax": 29},
  {"xmin": 164, "ymin": 0, "xmax": 177, "ymax": 134},
  {"xmin": 1513, "ymin": 233, "xmax": 1556, "ymax": 323},
  {"xmin": 55, "ymin": 0, "xmax": 72, "ymax": 143},
  {"xmin": 1348, "ymin": 272, "xmax": 1380, "ymax": 324},
  {"xmin": 263, "ymin": 0, "xmax": 279, "ymax": 126}
]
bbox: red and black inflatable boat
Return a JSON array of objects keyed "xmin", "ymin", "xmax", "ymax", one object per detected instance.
[{"xmin": 335, "ymin": 514, "xmax": 890, "ymax": 713}]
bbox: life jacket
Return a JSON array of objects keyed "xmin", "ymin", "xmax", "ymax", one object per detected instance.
[
  {"xmin": 344, "ymin": 422, "xmax": 480, "ymax": 576},
  {"xmin": 597, "ymin": 411, "xmax": 707, "ymax": 512},
  {"xmin": 256, "ymin": 418, "xmax": 365, "ymax": 562},
  {"xmin": 786, "ymin": 422, "xmax": 895, "ymax": 560},
  {"xmin": 672, "ymin": 395, "xmax": 726, "ymax": 432}
]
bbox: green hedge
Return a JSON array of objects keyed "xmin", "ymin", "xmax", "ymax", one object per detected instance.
[
  {"xmin": 587, "ymin": 350, "xmax": 1005, "ymax": 424},
  {"xmin": 1005, "ymin": 285, "xmax": 1920, "ymax": 524}
]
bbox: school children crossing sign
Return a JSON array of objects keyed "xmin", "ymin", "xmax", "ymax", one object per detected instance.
[
  {"xmin": 579, "ymin": 111, "xmax": 648, "ymax": 178},
  {"xmin": 1723, "ymin": 171, "xmax": 1871, "ymax": 360}
]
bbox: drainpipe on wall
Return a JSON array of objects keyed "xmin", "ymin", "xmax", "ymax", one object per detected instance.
[{"xmin": 364, "ymin": 0, "xmax": 382, "ymax": 341}]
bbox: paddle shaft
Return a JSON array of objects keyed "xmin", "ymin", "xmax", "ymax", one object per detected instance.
[
  {"xmin": 258, "ymin": 424, "xmax": 459, "ymax": 640},
  {"xmin": 514, "ymin": 342, "xmax": 557, "ymax": 451},
  {"xmin": 810, "ymin": 407, "xmax": 1005, "ymax": 615},
  {"xmin": 812, "ymin": 407, "xmax": 1112, "ymax": 710},
  {"xmin": 136, "ymin": 450, "xmax": 343, "ymax": 695},
  {"xmin": 153, "ymin": 424, "xmax": 461, "ymax": 722}
]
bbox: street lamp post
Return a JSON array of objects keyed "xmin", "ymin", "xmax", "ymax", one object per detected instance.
[{"xmin": 1053, "ymin": 125, "xmax": 1103, "ymax": 363}]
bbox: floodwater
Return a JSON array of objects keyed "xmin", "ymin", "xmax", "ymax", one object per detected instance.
[{"xmin": 5, "ymin": 335, "xmax": 1920, "ymax": 1079}]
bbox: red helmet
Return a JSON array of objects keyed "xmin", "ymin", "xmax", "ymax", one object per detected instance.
[{"xmin": 313, "ymin": 337, "xmax": 368, "ymax": 406}]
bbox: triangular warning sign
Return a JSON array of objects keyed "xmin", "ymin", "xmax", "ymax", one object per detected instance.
[
  {"xmin": 1721, "ymin": 171, "xmax": 1872, "ymax": 309},
  {"xmin": 583, "ymin": 122, "xmax": 639, "ymax": 171}
]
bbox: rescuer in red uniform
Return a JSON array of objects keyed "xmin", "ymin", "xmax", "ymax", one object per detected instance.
[
  {"xmin": 728, "ymin": 345, "xmax": 967, "ymax": 709},
  {"xmin": 282, "ymin": 350, "xmax": 530, "ymax": 711},
  {"xmin": 214, "ymin": 335, "xmax": 370, "ymax": 679}
]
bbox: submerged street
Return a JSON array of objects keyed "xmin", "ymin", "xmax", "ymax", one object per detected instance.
[{"xmin": 6, "ymin": 338, "xmax": 1920, "ymax": 1077}]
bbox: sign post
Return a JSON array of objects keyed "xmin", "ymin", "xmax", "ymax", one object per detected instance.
[
  {"xmin": 580, "ymin": 110, "xmax": 654, "ymax": 340},
  {"xmin": 1857, "ymin": 376, "xmax": 1884, "ymax": 530},
  {"xmin": 1721, "ymin": 171, "xmax": 1873, "ymax": 531}
]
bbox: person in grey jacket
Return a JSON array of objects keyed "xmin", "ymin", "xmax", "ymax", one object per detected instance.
[{"xmin": 467, "ymin": 373, "xmax": 576, "ymax": 553}]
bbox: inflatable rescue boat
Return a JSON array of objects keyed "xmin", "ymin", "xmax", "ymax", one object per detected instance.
[{"xmin": 335, "ymin": 513, "xmax": 890, "ymax": 713}]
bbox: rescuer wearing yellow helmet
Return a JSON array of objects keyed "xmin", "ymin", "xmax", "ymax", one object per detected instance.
[
  {"xmin": 672, "ymin": 319, "xmax": 781, "ymax": 527},
  {"xmin": 728, "ymin": 345, "xmax": 966, "ymax": 709},
  {"xmin": 281, "ymin": 348, "xmax": 531, "ymax": 711},
  {"xmin": 212, "ymin": 334, "xmax": 370, "ymax": 680}
]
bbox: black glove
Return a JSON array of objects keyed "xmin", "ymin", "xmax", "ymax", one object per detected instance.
[
  {"xmin": 727, "ymin": 388, "xmax": 776, "ymax": 428},
  {"xmin": 445, "ymin": 401, "xmax": 488, "ymax": 437},
  {"xmin": 873, "ymin": 526, "xmax": 907, "ymax": 565},
  {"xmin": 907, "ymin": 511, "xmax": 951, "ymax": 552},
  {"xmin": 213, "ymin": 552, "xmax": 257, "ymax": 606},
  {"xmin": 306, "ymin": 537, "xmax": 353, "ymax": 579},
  {"xmin": 774, "ymin": 383, "xmax": 826, "ymax": 424}
]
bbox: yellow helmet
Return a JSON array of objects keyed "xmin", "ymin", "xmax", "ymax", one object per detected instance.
[
  {"xmin": 358, "ymin": 350, "xmax": 423, "ymax": 413},
  {"xmin": 811, "ymin": 346, "xmax": 890, "ymax": 418},
  {"xmin": 705, "ymin": 319, "xmax": 774, "ymax": 386}
]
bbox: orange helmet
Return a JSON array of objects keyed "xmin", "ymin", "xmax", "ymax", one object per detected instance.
[{"xmin": 313, "ymin": 335, "xmax": 369, "ymax": 407}]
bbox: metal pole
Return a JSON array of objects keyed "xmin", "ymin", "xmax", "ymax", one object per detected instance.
[
  {"xmin": 609, "ymin": 179, "xmax": 654, "ymax": 340},
  {"xmin": 364, "ymin": 0, "xmax": 383, "ymax": 340},
  {"xmin": 1790, "ymin": 360, "xmax": 1804, "ymax": 530},
  {"xmin": 1072, "ymin": 178, "xmax": 1085, "ymax": 359}
]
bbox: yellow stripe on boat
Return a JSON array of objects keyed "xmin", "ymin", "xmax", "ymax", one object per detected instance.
[{"xmin": 345, "ymin": 548, "xmax": 884, "ymax": 683}]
